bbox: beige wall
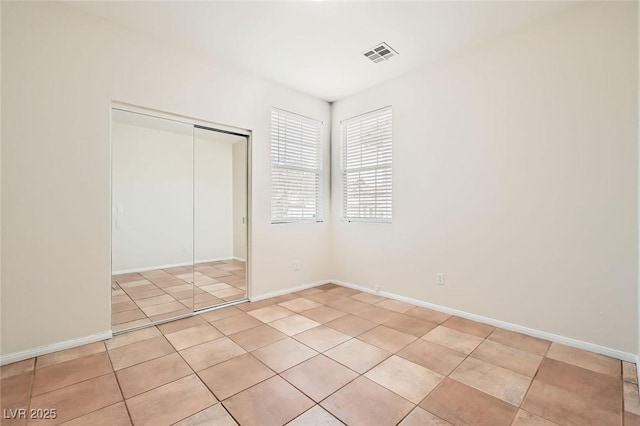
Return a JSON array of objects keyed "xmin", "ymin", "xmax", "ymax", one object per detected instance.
[
  {"xmin": 1, "ymin": 1, "xmax": 331, "ymax": 356},
  {"xmin": 331, "ymin": 2, "xmax": 638, "ymax": 353}
]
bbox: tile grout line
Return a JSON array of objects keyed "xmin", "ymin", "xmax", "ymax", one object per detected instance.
[
  {"xmin": 115, "ymin": 326, "xmax": 212, "ymax": 425},
  {"xmin": 117, "ymin": 327, "xmax": 246, "ymax": 424},
  {"xmin": 166, "ymin": 315, "xmax": 258, "ymax": 425},
  {"xmin": 29, "ymin": 343, "xmax": 128, "ymax": 424},
  {"xmin": 621, "ymin": 360, "xmax": 625, "ymax": 425},
  {"xmin": 505, "ymin": 328, "xmax": 544, "ymax": 426},
  {"xmin": 416, "ymin": 323, "xmax": 544, "ymax": 424},
  {"xmin": 104, "ymin": 341, "xmax": 136, "ymax": 426}
]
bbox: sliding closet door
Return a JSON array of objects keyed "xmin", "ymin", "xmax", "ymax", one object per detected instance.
[
  {"xmin": 111, "ymin": 110, "xmax": 194, "ymax": 332},
  {"xmin": 193, "ymin": 127, "xmax": 248, "ymax": 309}
]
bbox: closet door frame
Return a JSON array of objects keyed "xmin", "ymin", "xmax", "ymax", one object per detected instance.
[{"xmin": 110, "ymin": 101, "xmax": 252, "ymax": 334}]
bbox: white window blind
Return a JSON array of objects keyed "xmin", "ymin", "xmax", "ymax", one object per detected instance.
[
  {"xmin": 271, "ymin": 108, "xmax": 322, "ymax": 223},
  {"xmin": 342, "ymin": 106, "xmax": 392, "ymax": 222}
]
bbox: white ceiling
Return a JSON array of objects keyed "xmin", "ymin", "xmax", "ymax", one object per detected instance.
[{"xmin": 69, "ymin": 1, "xmax": 575, "ymax": 102}]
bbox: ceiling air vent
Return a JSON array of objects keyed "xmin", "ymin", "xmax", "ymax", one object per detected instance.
[{"xmin": 363, "ymin": 42, "xmax": 398, "ymax": 63}]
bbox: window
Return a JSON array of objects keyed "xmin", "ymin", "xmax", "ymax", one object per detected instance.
[
  {"xmin": 342, "ymin": 106, "xmax": 393, "ymax": 222},
  {"xmin": 271, "ymin": 108, "xmax": 323, "ymax": 223}
]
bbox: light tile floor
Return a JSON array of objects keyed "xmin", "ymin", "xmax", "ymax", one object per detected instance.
[
  {"xmin": 2, "ymin": 283, "xmax": 639, "ymax": 425},
  {"xmin": 111, "ymin": 260, "xmax": 246, "ymax": 331}
]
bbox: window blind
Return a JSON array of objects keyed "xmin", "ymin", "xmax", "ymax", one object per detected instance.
[
  {"xmin": 342, "ymin": 106, "xmax": 392, "ymax": 222},
  {"xmin": 271, "ymin": 108, "xmax": 322, "ymax": 223}
]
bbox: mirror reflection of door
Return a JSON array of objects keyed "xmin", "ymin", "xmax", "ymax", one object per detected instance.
[
  {"xmin": 111, "ymin": 109, "xmax": 248, "ymax": 333},
  {"xmin": 193, "ymin": 127, "xmax": 248, "ymax": 310}
]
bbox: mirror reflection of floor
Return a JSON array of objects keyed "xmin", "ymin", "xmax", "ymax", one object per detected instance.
[{"xmin": 111, "ymin": 260, "xmax": 246, "ymax": 332}]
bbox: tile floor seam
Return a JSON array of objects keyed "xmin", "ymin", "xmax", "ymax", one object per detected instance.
[
  {"xmin": 107, "ymin": 334, "xmax": 176, "ymax": 371},
  {"xmin": 356, "ymin": 381, "xmax": 419, "ymax": 418},
  {"xmin": 117, "ymin": 357, "xmax": 196, "ymax": 399},
  {"xmin": 621, "ymin": 366, "xmax": 640, "ymax": 420},
  {"xmin": 166, "ymin": 400, "xmax": 218, "ymax": 425},
  {"xmin": 320, "ymin": 335, "xmax": 390, "ymax": 375},
  {"xmin": 179, "ymin": 403, "xmax": 238, "ymax": 426},
  {"xmin": 506, "ymin": 395, "xmax": 523, "ymax": 426},
  {"xmin": 353, "ymin": 349, "xmax": 447, "ymax": 421},
  {"xmin": 169, "ymin": 334, "xmax": 215, "ymax": 406},
  {"xmin": 427, "ymin": 331, "xmax": 497, "ymax": 421},
  {"xmin": 621, "ymin": 366, "xmax": 626, "ymax": 418},
  {"xmin": 31, "ymin": 370, "xmax": 116, "ymax": 399},
  {"xmin": 28, "ymin": 371, "xmax": 122, "ymax": 424},
  {"xmin": 364, "ymin": 356, "xmax": 442, "ymax": 406},
  {"xmin": 513, "ymin": 358, "xmax": 565, "ymax": 426},
  {"xmin": 255, "ymin": 331, "xmax": 321, "ymax": 365},
  {"xmin": 426, "ymin": 328, "xmax": 482, "ymax": 409},
  {"xmin": 124, "ymin": 375, "xmax": 218, "ymax": 425},
  {"xmin": 110, "ymin": 333, "xmax": 205, "ymax": 409},
  {"xmin": 278, "ymin": 365, "xmax": 360, "ymax": 407},
  {"xmin": 105, "ymin": 350, "xmax": 136, "ymax": 426},
  {"xmin": 218, "ymin": 399, "xmax": 247, "ymax": 426},
  {"xmin": 413, "ymin": 405, "xmax": 452, "ymax": 426},
  {"xmin": 320, "ymin": 404, "xmax": 349, "ymax": 426},
  {"xmin": 290, "ymin": 328, "xmax": 356, "ymax": 356},
  {"xmin": 26, "ymin": 366, "xmax": 35, "ymax": 425},
  {"xmin": 197, "ymin": 356, "xmax": 275, "ymax": 401},
  {"xmin": 393, "ymin": 409, "xmax": 414, "ymax": 426},
  {"xmin": 454, "ymin": 332, "xmax": 545, "ymax": 412}
]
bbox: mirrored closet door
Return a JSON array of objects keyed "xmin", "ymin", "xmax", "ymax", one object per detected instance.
[
  {"xmin": 111, "ymin": 109, "xmax": 248, "ymax": 333},
  {"xmin": 194, "ymin": 127, "xmax": 248, "ymax": 309}
]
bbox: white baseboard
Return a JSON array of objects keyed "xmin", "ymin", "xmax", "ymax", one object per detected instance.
[
  {"xmin": 0, "ymin": 330, "xmax": 112, "ymax": 366},
  {"xmin": 2, "ymin": 279, "xmax": 633, "ymax": 367},
  {"xmin": 113, "ymin": 257, "xmax": 236, "ymax": 275},
  {"xmin": 232, "ymin": 257, "xmax": 246, "ymax": 262},
  {"xmin": 331, "ymin": 279, "xmax": 637, "ymax": 363},
  {"xmin": 250, "ymin": 280, "xmax": 332, "ymax": 302},
  {"xmin": 197, "ymin": 257, "xmax": 236, "ymax": 264}
]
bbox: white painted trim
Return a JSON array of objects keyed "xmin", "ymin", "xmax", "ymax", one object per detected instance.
[
  {"xmin": 331, "ymin": 279, "xmax": 637, "ymax": 363},
  {"xmin": 249, "ymin": 280, "xmax": 332, "ymax": 302},
  {"xmin": 232, "ymin": 257, "xmax": 246, "ymax": 262},
  {"xmin": 112, "ymin": 257, "xmax": 235, "ymax": 275},
  {"xmin": 0, "ymin": 331, "xmax": 112, "ymax": 366}
]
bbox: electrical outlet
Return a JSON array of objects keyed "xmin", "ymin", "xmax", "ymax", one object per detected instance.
[
  {"xmin": 374, "ymin": 285, "xmax": 380, "ymax": 292},
  {"xmin": 436, "ymin": 273, "xmax": 444, "ymax": 285},
  {"xmin": 293, "ymin": 260, "xmax": 300, "ymax": 271}
]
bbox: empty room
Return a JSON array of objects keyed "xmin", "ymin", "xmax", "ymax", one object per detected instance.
[{"xmin": 1, "ymin": 1, "xmax": 639, "ymax": 425}]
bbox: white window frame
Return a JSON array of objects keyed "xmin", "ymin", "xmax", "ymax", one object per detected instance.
[
  {"xmin": 341, "ymin": 106, "xmax": 393, "ymax": 223},
  {"xmin": 270, "ymin": 107, "xmax": 323, "ymax": 224}
]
